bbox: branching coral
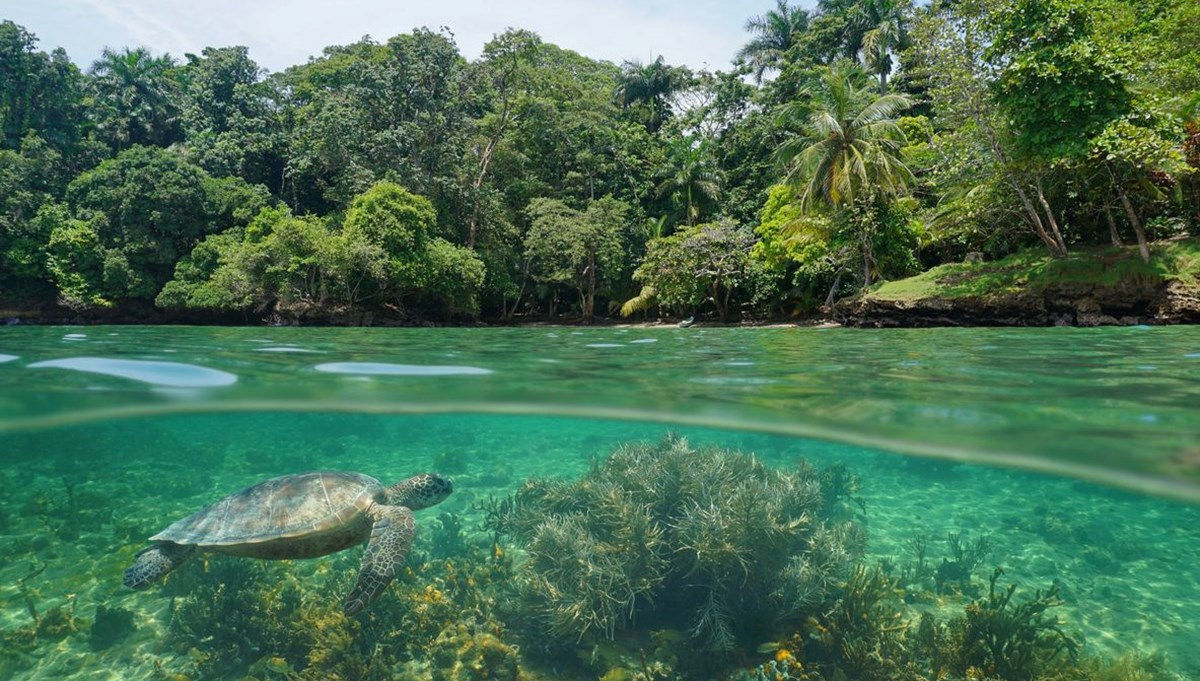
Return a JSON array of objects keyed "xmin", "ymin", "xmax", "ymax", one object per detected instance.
[
  {"xmin": 492, "ymin": 436, "xmax": 864, "ymax": 651},
  {"xmin": 954, "ymin": 567, "xmax": 1079, "ymax": 681}
]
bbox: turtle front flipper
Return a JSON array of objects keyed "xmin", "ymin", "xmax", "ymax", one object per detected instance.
[
  {"xmin": 344, "ymin": 505, "xmax": 415, "ymax": 615},
  {"xmin": 124, "ymin": 542, "xmax": 196, "ymax": 589}
]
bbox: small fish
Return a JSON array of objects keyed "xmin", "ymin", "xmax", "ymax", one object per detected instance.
[{"xmin": 756, "ymin": 641, "xmax": 781, "ymax": 654}]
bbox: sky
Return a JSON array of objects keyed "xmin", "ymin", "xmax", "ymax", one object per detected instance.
[{"xmin": 4, "ymin": 0, "xmax": 793, "ymax": 74}]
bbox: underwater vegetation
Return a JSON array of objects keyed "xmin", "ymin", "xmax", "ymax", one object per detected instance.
[
  {"xmin": 483, "ymin": 436, "xmax": 1185, "ymax": 681},
  {"xmin": 155, "ymin": 547, "xmax": 529, "ymax": 681},
  {"xmin": 488, "ymin": 435, "xmax": 866, "ymax": 655},
  {"xmin": 0, "ymin": 434, "xmax": 1188, "ymax": 681}
]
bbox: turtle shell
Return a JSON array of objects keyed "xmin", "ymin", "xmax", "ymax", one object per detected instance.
[{"xmin": 151, "ymin": 471, "xmax": 385, "ymax": 547}]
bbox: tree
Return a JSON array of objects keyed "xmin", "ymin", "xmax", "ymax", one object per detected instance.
[
  {"xmin": 338, "ymin": 181, "xmax": 483, "ymax": 314},
  {"xmin": 0, "ymin": 134, "xmax": 60, "ymax": 295},
  {"xmin": 463, "ymin": 29, "xmax": 542, "ymax": 249},
  {"xmin": 1090, "ymin": 109, "xmax": 1189, "ymax": 262},
  {"xmin": 775, "ymin": 61, "xmax": 914, "ymax": 286},
  {"xmin": 0, "ymin": 21, "xmax": 85, "ymax": 157},
  {"xmin": 909, "ymin": 0, "xmax": 1070, "ymax": 257},
  {"xmin": 737, "ymin": 0, "xmax": 811, "ymax": 84},
  {"xmin": 340, "ymin": 181, "xmax": 437, "ymax": 291},
  {"xmin": 987, "ymin": 0, "xmax": 1131, "ymax": 163},
  {"xmin": 858, "ymin": 0, "xmax": 912, "ymax": 93},
  {"xmin": 160, "ymin": 185, "xmax": 485, "ymax": 316},
  {"xmin": 178, "ymin": 46, "xmax": 284, "ymax": 189},
  {"xmin": 523, "ymin": 196, "xmax": 628, "ymax": 321},
  {"xmin": 88, "ymin": 47, "xmax": 182, "ymax": 151},
  {"xmin": 56, "ymin": 146, "xmax": 267, "ymax": 303},
  {"xmin": 633, "ymin": 220, "xmax": 767, "ymax": 322},
  {"xmin": 615, "ymin": 56, "xmax": 689, "ymax": 134},
  {"xmin": 777, "ymin": 61, "xmax": 913, "ymax": 211},
  {"xmin": 655, "ymin": 136, "xmax": 721, "ymax": 226},
  {"xmin": 281, "ymin": 29, "xmax": 471, "ymax": 215}
]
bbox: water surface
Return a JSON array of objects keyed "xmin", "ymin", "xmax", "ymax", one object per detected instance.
[{"xmin": 0, "ymin": 326, "xmax": 1197, "ymax": 680}]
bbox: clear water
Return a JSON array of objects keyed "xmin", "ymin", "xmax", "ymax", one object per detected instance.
[{"xmin": 0, "ymin": 325, "xmax": 1198, "ymax": 680}]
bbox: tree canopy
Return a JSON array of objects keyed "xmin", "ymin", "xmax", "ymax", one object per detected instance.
[{"xmin": 0, "ymin": 0, "xmax": 1196, "ymax": 322}]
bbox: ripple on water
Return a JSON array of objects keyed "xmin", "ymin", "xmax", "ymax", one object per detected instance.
[
  {"xmin": 689, "ymin": 376, "xmax": 778, "ymax": 386},
  {"xmin": 586, "ymin": 343, "xmax": 623, "ymax": 348},
  {"xmin": 254, "ymin": 346, "xmax": 323, "ymax": 353},
  {"xmin": 0, "ymin": 354, "xmax": 17, "ymax": 363},
  {"xmin": 629, "ymin": 338, "xmax": 658, "ymax": 344},
  {"xmin": 313, "ymin": 362, "xmax": 492, "ymax": 376},
  {"xmin": 26, "ymin": 357, "xmax": 238, "ymax": 387}
]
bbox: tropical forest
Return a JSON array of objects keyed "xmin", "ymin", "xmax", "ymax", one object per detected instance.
[{"xmin": 2, "ymin": 0, "xmax": 1199, "ymax": 326}]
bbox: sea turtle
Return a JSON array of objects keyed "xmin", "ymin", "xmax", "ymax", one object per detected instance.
[{"xmin": 123, "ymin": 471, "xmax": 453, "ymax": 615}]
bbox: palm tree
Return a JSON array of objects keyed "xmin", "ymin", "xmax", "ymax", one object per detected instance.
[
  {"xmin": 777, "ymin": 61, "xmax": 913, "ymax": 211},
  {"xmin": 656, "ymin": 137, "xmax": 721, "ymax": 226},
  {"xmin": 777, "ymin": 61, "xmax": 913, "ymax": 286},
  {"xmin": 737, "ymin": 0, "xmax": 811, "ymax": 84},
  {"xmin": 818, "ymin": 0, "xmax": 912, "ymax": 91},
  {"xmin": 89, "ymin": 47, "xmax": 180, "ymax": 150},
  {"xmin": 615, "ymin": 56, "xmax": 688, "ymax": 133},
  {"xmin": 859, "ymin": 0, "xmax": 911, "ymax": 93}
]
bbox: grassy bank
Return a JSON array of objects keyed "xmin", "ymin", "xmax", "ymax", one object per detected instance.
[{"xmin": 866, "ymin": 238, "xmax": 1200, "ymax": 303}]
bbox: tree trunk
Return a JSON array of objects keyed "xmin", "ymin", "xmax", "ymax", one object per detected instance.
[
  {"xmin": 1109, "ymin": 165, "xmax": 1150, "ymax": 263},
  {"xmin": 1034, "ymin": 179, "xmax": 1068, "ymax": 256},
  {"xmin": 583, "ymin": 252, "xmax": 596, "ymax": 322},
  {"xmin": 859, "ymin": 224, "xmax": 875, "ymax": 287},
  {"xmin": 1013, "ymin": 182, "xmax": 1064, "ymax": 257},
  {"xmin": 1103, "ymin": 204, "xmax": 1124, "ymax": 247},
  {"xmin": 1116, "ymin": 183, "xmax": 1150, "ymax": 263},
  {"xmin": 466, "ymin": 93, "xmax": 515, "ymax": 249},
  {"xmin": 710, "ymin": 280, "xmax": 726, "ymax": 323},
  {"xmin": 505, "ymin": 259, "xmax": 531, "ymax": 319},
  {"xmin": 824, "ymin": 268, "xmax": 847, "ymax": 308}
]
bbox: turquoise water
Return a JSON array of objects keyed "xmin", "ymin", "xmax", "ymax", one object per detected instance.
[{"xmin": 0, "ymin": 325, "xmax": 1198, "ymax": 680}]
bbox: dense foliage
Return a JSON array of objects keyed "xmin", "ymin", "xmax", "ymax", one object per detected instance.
[{"xmin": 1, "ymin": 0, "xmax": 1197, "ymax": 322}]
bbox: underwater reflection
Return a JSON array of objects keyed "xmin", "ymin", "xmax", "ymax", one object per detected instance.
[{"xmin": 26, "ymin": 357, "xmax": 238, "ymax": 388}]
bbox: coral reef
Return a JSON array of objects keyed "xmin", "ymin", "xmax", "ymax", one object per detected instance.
[{"xmin": 490, "ymin": 436, "xmax": 865, "ymax": 654}]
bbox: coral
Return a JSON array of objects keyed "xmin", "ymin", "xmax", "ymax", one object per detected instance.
[
  {"xmin": 802, "ymin": 564, "xmax": 912, "ymax": 680},
  {"xmin": 935, "ymin": 531, "xmax": 994, "ymax": 595},
  {"xmin": 952, "ymin": 568, "xmax": 1079, "ymax": 681},
  {"xmin": 430, "ymin": 626, "xmax": 521, "ymax": 681},
  {"xmin": 165, "ymin": 556, "xmax": 305, "ymax": 678},
  {"xmin": 155, "ymin": 547, "xmax": 527, "ymax": 681},
  {"xmin": 490, "ymin": 436, "xmax": 864, "ymax": 656}
]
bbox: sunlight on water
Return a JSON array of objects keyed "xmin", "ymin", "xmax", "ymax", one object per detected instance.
[{"xmin": 26, "ymin": 357, "xmax": 239, "ymax": 388}]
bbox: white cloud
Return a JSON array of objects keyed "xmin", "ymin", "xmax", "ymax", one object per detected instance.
[{"xmin": 31, "ymin": 0, "xmax": 757, "ymax": 72}]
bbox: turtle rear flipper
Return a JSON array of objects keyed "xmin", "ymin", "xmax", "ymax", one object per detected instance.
[
  {"xmin": 344, "ymin": 505, "xmax": 415, "ymax": 615},
  {"xmin": 123, "ymin": 542, "xmax": 196, "ymax": 589}
]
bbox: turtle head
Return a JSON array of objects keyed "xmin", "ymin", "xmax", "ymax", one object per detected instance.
[{"xmin": 388, "ymin": 473, "xmax": 453, "ymax": 510}]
